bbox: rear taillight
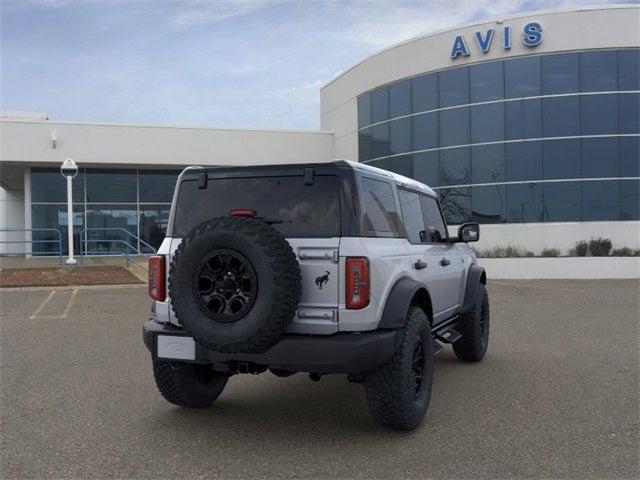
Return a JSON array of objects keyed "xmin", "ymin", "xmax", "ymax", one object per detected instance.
[
  {"xmin": 346, "ymin": 257, "xmax": 370, "ymax": 309},
  {"xmin": 148, "ymin": 255, "xmax": 165, "ymax": 301}
]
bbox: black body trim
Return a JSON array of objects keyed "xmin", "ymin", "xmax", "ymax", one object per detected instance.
[
  {"xmin": 461, "ymin": 264, "xmax": 486, "ymax": 314},
  {"xmin": 377, "ymin": 278, "xmax": 426, "ymax": 329},
  {"xmin": 143, "ymin": 319, "xmax": 398, "ymax": 374}
]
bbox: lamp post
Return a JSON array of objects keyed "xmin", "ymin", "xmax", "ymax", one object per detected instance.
[{"xmin": 60, "ymin": 158, "xmax": 78, "ymax": 265}]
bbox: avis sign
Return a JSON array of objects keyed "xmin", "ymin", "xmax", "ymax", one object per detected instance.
[{"xmin": 450, "ymin": 22, "xmax": 543, "ymax": 59}]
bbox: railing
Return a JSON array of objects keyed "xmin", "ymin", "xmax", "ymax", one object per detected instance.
[
  {"xmin": 79, "ymin": 228, "xmax": 156, "ymax": 269},
  {"xmin": 0, "ymin": 228, "xmax": 64, "ymax": 264}
]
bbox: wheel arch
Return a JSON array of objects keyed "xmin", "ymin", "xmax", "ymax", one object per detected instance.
[
  {"xmin": 461, "ymin": 264, "xmax": 486, "ymax": 314},
  {"xmin": 378, "ymin": 277, "xmax": 433, "ymax": 329}
]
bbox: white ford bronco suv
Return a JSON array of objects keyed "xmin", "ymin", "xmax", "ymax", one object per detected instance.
[{"xmin": 143, "ymin": 160, "xmax": 489, "ymax": 430}]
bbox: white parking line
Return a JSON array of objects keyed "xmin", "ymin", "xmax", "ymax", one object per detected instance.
[
  {"xmin": 29, "ymin": 288, "xmax": 80, "ymax": 320},
  {"xmin": 29, "ymin": 290, "xmax": 56, "ymax": 319}
]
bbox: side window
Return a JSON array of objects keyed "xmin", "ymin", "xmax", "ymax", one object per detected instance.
[
  {"xmin": 421, "ymin": 195, "xmax": 449, "ymax": 243},
  {"xmin": 361, "ymin": 177, "xmax": 402, "ymax": 237},
  {"xmin": 398, "ymin": 189, "xmax": 427, "ymax": 244}
]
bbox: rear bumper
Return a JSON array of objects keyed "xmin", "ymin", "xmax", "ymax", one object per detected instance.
[{"xmin": 143, "ymin": 319, "xmax": 398, "ymax": 374}]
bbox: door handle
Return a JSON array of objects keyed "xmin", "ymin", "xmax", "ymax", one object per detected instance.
[
  {"xmin": 414, "ymin": 260, "xmax": 427, "ymax": 270},
  {"xmin": 440, "ymin": 257, "xmax": 451, "ymax": 267}
]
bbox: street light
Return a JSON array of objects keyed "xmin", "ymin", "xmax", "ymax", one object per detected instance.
[{"xmin": 60, "ymin": 158, "xmax": 78, "ymax": 265}]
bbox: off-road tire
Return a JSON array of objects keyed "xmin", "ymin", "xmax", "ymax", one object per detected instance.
[
  {"xmin": 153, "ymin": 360, "xmax": 228, "ymax": 408},
  {"xmin": 169, "ymin": 217, "xmax": 301, "ymax": 353},
  {"xmin": 453, "ymin": 283, "xmax": 490, "ymax": 362},
  {"xmin": 364, "ymin": 307, "xmax": 434, "ymax": 431}
]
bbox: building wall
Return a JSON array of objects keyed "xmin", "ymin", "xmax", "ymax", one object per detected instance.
[{"xmin": 0, "ymin": 186, "xmax": 26, "ymax": 254}]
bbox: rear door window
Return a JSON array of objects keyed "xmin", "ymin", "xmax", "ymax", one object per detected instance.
[
  {"xmin": 173, "ymin": 175, "xmax": 341, "ymax": 237},
  {"xmin": 361, "ymin": 177, "xmax": 402, "ymax": 237},
  {"xmin": 398, "ymin": 189, "xmax": 427, "ymax": 244},
  {"xmin": 420, "ymin": 195, "xmax": 449, "ymax": 242}
]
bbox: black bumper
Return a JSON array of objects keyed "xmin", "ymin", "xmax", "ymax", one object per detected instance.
[{"xmin": 143, "ymin": 319, "xmax": 398, "ymax": 374}]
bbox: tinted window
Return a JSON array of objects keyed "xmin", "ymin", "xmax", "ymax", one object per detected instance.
[
  {"xmin": 358, "ymin": 128, "xmax": 372, "ymax": 161},
  {"xmin": 439, "ymin": 67, "xmax": 469, "ymax": 107},
  {"xmin": 470, "ymin": 61, "xmax": 504, "ymax": 102},
  {"xmin": 420, "ymin": 195, "xmax": 448, "ymax": 242},
  {"xmin": 619, "ymin": 93, "xmax": 639, "ymax": 134},
  {"xmin": 174, "ymin": 176, "xmax": 341, "ymax": 237},
  {"xmin": 440, "ymin": 147, "xmax": 470, "ymax": 185},
  {"xmin": 543, "ymin": 97, "xmax": 580, "ymax": 137},
  {"xmin": 582, "ymin": 137, "xmax": 619, "ymax": 178},
  {"xmin": 31, "ymin": 168, "xmax": 85, "ymax": 203},
  {"xmin": 139, "ymin": 170, "xmax": 179, "ymax": 203},
  {"xmin": 140, "ymin": 206, "xmax": 170, "ymax": 249},
  {"xmin": 86, "ymin": 205, "xmax": 138, "ymax": 254},
  {"xmin": 370, "ymin": 87, "xmax": 389, "ymax": 123},
  {"xmin": 620, "ymin": 136, "xmax": 640, "ymax": 177},
  {"xmin": 412, "ymin": 73, "xmax": 438, "ymax": 112},
  {"xmin": 580, "ymin": 51, "xmax": 617, "ymax": 92},
  {"xmin": 412, "ymin": 112, "xmax": 438, "ymax": 150},
  {"xmin": 439, "ymin": 187, "xmax": 471, "ymax": 224},
  {"xmin": 413, "ymin": 152, "xmax": 440, "ymax": 187},
  {"xmin": 543, "ymin": 139, "xmax": 581, "ymax": 179},
  {"xmin": 361, "ymin": 177, "xmax": 402, "ymax": 237},
  {"xmin": 543, "ymin": 182, "xmax": 581, "ymax": 222},
  {"xmin": 506, "ymin": 141, "xmax": 543, "ymax": 182},
  {"xmin": 618, "ymin": 49, "xmax": 640, "ymax": 91},
  {"xmin": 506, "ymin": 183, "xmax": 543, "ymax": 223},
  {"xmin": 389, "ymin": 117, "xmax": 412, "ymax": 155},
  {"xmin": 390, "ymin": 79, "xmax": 411, "ymax": 118},
  {"xmin": 471, "ymin": 144, "xmax": 505, "ymax": 184},
  {"xmin": 86, "ymin": 169, "xmax": 136, "ymax": 203},
  {"xmin": 582, "ymin": 181, "xmax": 620, "ymax": 221},
  {"xmin": 470, "ymin": 103, "xmax": 504, "ymax": 143},
  {"xmin": 371, "ymin": 123, "xmax": 390, "ymax": 158},
  {"xmin": 581, "ymin": 94, "xmax": 618, "ymax": 135},
  {"xmin": 385, "ymin": 156, "xmax": 413, "ymax": 177},
  {"xmin": 472, "ymin": 185, "xmax": 505, "ymax": 224},
  {"xmin": 542, "ymin": 53, "xmax": 579, "ymax": 94},
  {"xmin": 398, "ymin": 189, "xmax": 426, "ymax": 244},
  {"xmin": 505, "ymin": 56, "xmax": 541, "ymax": 98},
  {"xmin": 439, "ymin": 108, "xmax": 469, "ymax": 147},
  {"xmin": 358, "ymin": 94, "xmax": 371, "ymax": 128},
  {"xmin": 621, "ymin": 180, "xmax": 640, "ymax": 220},
  {"xmin": 31, "ymin": 204, "xmax": 84, "ymax": 255},
  {"xmin": 505, "ymin": 99, "xmax": 542, "ymax": 140}
]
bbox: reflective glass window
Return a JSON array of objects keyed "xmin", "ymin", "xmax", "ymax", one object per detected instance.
[
  {"xmin": 543, "ymin": 182, "xmax": 581, "ymax": 222},
  {"xmin": 505, "ymin": 98, "xmax": 542, "ymax": 140},
  {"xmin": 581, "ymin": 94, "xmax": 619, "ymax": 135},
  {"xmin": 358, "ymin": 94, "xmax": 371, "ymax": 128},
  {"xmin": 618, "ymin": 49, "xmax": 640, "ymax": 91},
  {"xmin": 620, "ymin": 136, "xmax": 640, "ymax": 177},
  {"xmin": 439, "ymin": 187, "xmax": 471, "ymax": 224},
  {"xmin": 413, "ymin": 152, "xmax": 440, "ymax": 187},
  {"xmin": 398, "ymin": 189, "xmax": 426, "ymax": 244},
  {"xmin": 86, "ymin": 205, "xmax": 138, "ymax": 254},
  {"xmin": 440, "ymin": 147, "xmax": 470, "ymax": 186},
  {"xmin": 31, "ymin": 168, "xmax": 85, "ymax": 203},
  {"xmin": 361, "ymin": 177, "xmax": 402, "ymax": 237},
  {"xmin": 389, "ymin": 117, "xmax": 412, "ymax": 155},
  {"xmin": 139, "ymin": 170, "xmax": 179, "ymax": 203},
  {"xmin": 506, "ymin": 183, "xmax": 543, "ymax": 223},
  {"xmin": 505, "ymin": 56, "xmax": 541, "ymax": 98},
  {"xmin": 412, "ymin": 112, "xmax": 438, "ymax": 151},
  {"xmin": 470, "ymin": 103, "xmax": 504, "ymax": 143},
  {"xmin": 470, "ymin": 61, "xmax": 504, "ymax": 102},
  {"xmin": 582, "ymin": 137, "xmax": 619, "ymax": 178},
  {"xmin": 542, "ymin": 52, "xmax": 579, "ymax": 94},
  {"xmin": 86, "ymin": 169, "xmax": 136, "ymax": 203},
  {"xmin": 358, "ymin": 128, "xmax": 372, "ymax": 162},
  {"xmin": 471, "ymin": 185, "xmax": 505, "ymax": 224},
  {"xmin": 621, "ymin": 180, "xmax": 640, "ymax": 220},
  {"xmin": 582, "ymin": 181, "xmax": 620, "ymax": 221},
  {"xmin": 31, "ymin": 204, "xmax": 84, "ymax": 255},
  {"xmin": 371, "ymin": 123, "xmax": 390, "ymax": 158},
  {"xmin": 542, "ymin": 97, "xmax": 580, "ymax": 137},
  {"xmin": 439, "ymin": 108, "xmax": 469, "ymax": 147},
  {"xmin": 580, "ymin": 51, "xmax": 617, "ymax": 92},
  {"xmin": 543, "ymin": 139, "xmax": 581, "ymax": 179},
  {"xmin": 370, "ymin": 87, "xmax": 389, "ymax": 123},
  {"xmin": 619, "ymin": 93, "xmax": 639, "ymax": 134},
  {"xmin": 386, "ymin": 156, "xmax": 413, "ymax": 177},
  {"xmin": 139, "ymin": 206, "xmax": 170, "ymax": 250},
  {"xmin": 506, "ymin": 141, "xmax": 543, "ymax": 182},
  {"xmin": 390, "ymin": 79, "xmax": 411, "ymax": 118},
  {"xmin": 421, "ymin": 195, "xmax": 449, "ymax": 242},
  {"xmin": 439, "ymin": 67, "xmax": 469, "ymax": 108},
  {"xmin": 412, "ymin": 73, "xmax": 438, "ymax": 113},
  {"xmin": 471, "ymin": 144, "xmax": 505, "ymax": 184}
]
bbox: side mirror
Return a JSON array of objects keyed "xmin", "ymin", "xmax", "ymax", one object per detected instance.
[{"xmin": 458, "ymin": 222, "xmax": 480, "ymax": 242}]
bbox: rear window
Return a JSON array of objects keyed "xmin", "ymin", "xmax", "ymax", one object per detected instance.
[{"xmin": 173, "ymin": 175, "xmax": 341, "ymax": 237}]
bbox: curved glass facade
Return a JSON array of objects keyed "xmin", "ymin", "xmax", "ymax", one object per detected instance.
[{"xmin": 357, "ymin": 48, "xmax": 640, "ymax": 224}]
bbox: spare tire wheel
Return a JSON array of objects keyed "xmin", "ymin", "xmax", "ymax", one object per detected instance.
[{"xmin": 169, "ymin": 217, "xmax": 301, "ymax": 353}]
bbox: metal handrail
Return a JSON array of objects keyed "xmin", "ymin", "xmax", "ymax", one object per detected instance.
[
  {"xmin": 81, "ymin": 227, "xmax": 156, "ymax": 254},
  {"xmin": 0, "ymin": 228, "xmax": 63, "ymax": 264},
  {"xmin": 79, "ymin": 228, "xmax": 157, "ymax": 268}
]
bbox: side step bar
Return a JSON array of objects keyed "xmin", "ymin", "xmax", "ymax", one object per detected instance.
[{"xmin": 431, "ymin": 315, "xmax": 462, "ymax": 355}]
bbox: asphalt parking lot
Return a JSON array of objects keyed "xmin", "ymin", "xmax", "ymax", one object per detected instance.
[{"xmin": 1, "ymin": 280, "xmax": 638, "ymax": 479}]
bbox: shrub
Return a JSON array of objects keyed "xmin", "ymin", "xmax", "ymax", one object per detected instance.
[
  {"xmin": 589, "ymin": 237, "xmax": 612, "ymax": 257},
  {"xmin": 478, "ymin": 246, "xmax": 534, "ymax": 258},
  {"xmin": 574, "ymin": 241, "xmax": 589, "ymax": 257},
  {"xmin": 610, "ymin": 247, "xmax": 640, "ymax": 257},
  {"xmin": 540, "ymin": 248, "xmax": 561, "ymax": 257}
]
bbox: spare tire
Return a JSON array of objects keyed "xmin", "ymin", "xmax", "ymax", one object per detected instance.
[{"xmin": 169, "ymin": 217, "xmax": 301, "ymax": 353}]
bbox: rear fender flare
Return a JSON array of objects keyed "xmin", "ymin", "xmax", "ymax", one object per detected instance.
[{"xmin": 377, "ymin": 278, "xmax": 431, "ymax": 329}]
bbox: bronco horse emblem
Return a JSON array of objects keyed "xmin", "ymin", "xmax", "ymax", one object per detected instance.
[{"xmin": 315, "ymin": 271, "xmax": 330, "ymax": 290}]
